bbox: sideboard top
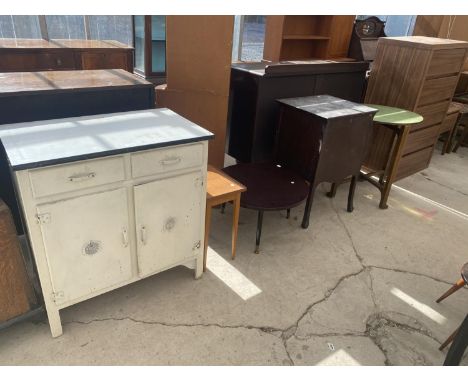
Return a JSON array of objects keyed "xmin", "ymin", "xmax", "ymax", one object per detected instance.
[
  {"xmin": 378, "ymin": 36, "xmax": 468, "ymax": 50},
  {"xmin": 0, "ymin": 38, "xmax": 132, "ymax": 50},
  {"xmin": 0, "ymin": 108, "xmax": 214, "ymax": 170},
  {"xmin": 0, "ymin": 69, "xmax": 153, "ymax": 96}
]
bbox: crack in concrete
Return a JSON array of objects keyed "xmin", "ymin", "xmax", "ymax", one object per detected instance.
[
  {"xmin": 365, "ymin": 312, "xmax": 442, "ymax": 366},
  {"xmin": 65, "ymin": 316, "xmax": 296, "ymax": 365}
]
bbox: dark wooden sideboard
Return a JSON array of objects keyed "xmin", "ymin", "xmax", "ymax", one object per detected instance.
[
  {"xmin": 0, "ymin": 38, "xmax": 134, "ymax": 73},
  {"xmin": 0, "ymin": 69, "xmax": 155, "ymax": 233},
  {"xmin": 227, "ymin": 60, "xmax": 369, "ymax": 163}
]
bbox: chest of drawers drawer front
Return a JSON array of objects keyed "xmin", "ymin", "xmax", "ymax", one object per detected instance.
[
  {"xmin": 396, "ymin": 146, "xmax": 434, "ymax": 181},
  {"xmin": 29, "ymin": 156, "xmax": 125, "ymax": 198},
  {"xmin": 131, "ymin": 143, "xmax": 203, "ymax": 178},
  {"xmin": 419, "ymin": 76, "xmax": 458, "ymax": 106},
  {"xmin": 427, "ymin": 49, "xmax": 466, "ymax": 78},
  {"xmin": 403, "ymin": 125, "xmax": 440, "ymax": 156},
  {"xmin": 414, "ymin": 100, "xmax": 451, "ymax": 131}
]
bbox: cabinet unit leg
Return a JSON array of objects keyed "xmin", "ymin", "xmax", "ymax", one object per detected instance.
[
  {"xmin": 195, "ymin": 256, "xmax": 203, "ymax": 279},
  {"xmin": 46, "ymin": 306, "xmax": 63, "ymax": 337}
]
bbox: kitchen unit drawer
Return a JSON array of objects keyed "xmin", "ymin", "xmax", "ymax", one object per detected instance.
[
  {"xmin": 131, "ymin": 143, "xmax": 204, "ymax": 178},
  {"xmin": 418, "ymin": 76, "xmax": 459, "ymax": 106},
  {"xmin": 29, "ymin": 156, "xmax": 125, "ymax": 198},
  {"xmin": 427, "ymin": 48, "xmax": 465, "ymax": 77}
]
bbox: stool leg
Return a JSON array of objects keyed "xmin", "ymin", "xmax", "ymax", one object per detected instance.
[
  {"xmin": 203, "ymin": 204, "xmax": 212, "ymax": 272},
  {"xmin": 286, "ymin": 208, "xmax": 290, "ymax": 219},
  {"xmin": 302, "ymin": 185, "xmax": 316, "ymax": 229},
  {"xmin": 436, "ymin": 278, "xmax": 466, "ymax": 303},
  {"xmin": 255, "ymin": 210, "xmax": 264, "ymax": 254},
  {"xmin": 231, "ymin": 194, "xmax": 241, "ymax": 260},
  {"xmin": 439, "ymin": 326, "xmax": 460, "ymax": 351},
  {"xmin": 326, "ymin": 183, "xmax": 338, "ymax": 198},
  {"xmin": 347, "ymin": 175, "xmax": 357, "ymax": 213}
]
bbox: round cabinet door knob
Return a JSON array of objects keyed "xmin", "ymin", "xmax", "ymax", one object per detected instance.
[{"xmin": 165, "ymin": 217, "xmax": 176, "ymax": 231}]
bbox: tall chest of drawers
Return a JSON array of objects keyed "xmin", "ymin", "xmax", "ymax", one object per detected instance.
[
  {"xmin": 365, "ymin": 36, "xmax": 468, "ymax": 180},
  {"xmin": 0, "ymin": 109, "xmax": 213, "ymax": 337}
]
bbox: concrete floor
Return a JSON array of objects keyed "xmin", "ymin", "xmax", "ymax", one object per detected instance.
[{"xmin": 1, "ymin": 144, "xmax": 467, "ymax": 365}]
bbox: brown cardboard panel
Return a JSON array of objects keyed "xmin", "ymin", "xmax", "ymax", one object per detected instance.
[
  {"xmin": 156, "ymin": 87, "xmax": 227, "ymax": 168},
  {"xmin": 161, "ymin": 16, "xmax": 234, "ymax": 169},
  {"xmin": 165, "ymin": 16, "xmax": 234, "ymax": 94}
]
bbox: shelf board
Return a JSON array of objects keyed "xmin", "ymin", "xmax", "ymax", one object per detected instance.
[{"xmin": 282, "ymin": 35, "xmax": 331, "ymax": 41}]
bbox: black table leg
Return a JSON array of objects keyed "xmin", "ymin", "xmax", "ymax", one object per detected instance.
[
  {"xmin": 326, "ymin": 182, "xmax": 338, "ymax": 198},
  {"xmin": 301, "ymin": 185, "xmax": 315, "ymax": 229},
  {"xmin": 255, "ymin": 210, "xmax": 264, "ymax": 254},
  {"xmin": 286, "ymin": 208, "xmax": 290, "ymax": 219},
  {"xmin": 347, "ymin": 175, "xmax": 357, "ymax": 213}
]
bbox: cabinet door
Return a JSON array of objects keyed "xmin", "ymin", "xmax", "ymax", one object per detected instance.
[
  {"xmin": 134, "ymin": 171, "xmax": 203, "ymax": 277},
  {"xmin": 36, "ymin": 188, "xmax": 132, "ymax": 304}
]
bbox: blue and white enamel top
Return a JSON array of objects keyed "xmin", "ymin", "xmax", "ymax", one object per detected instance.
[{"xmin": 0, "ymin": 108, "xmax": 214, "ymax": 170}]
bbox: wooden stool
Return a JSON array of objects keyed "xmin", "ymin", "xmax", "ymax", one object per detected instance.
[
  {"xmin": 204, "ymin": 165, "xmax": 246, "ymax": 271},
  {"xmin": 451, "ymin": 100, "xmax": 468, "ymax": 153}
]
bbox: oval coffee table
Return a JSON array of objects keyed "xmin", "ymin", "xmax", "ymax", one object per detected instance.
[{"xmin": 223, "ymin": 163, "xmax": 309, "ymax": 253}]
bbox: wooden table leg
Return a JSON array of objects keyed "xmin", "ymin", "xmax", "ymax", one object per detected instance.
[
  {"xmin": 231, "ymin": 193, "xmax": 240, "ymax": 260},
  {"xmin": 203, "ymin": 203, "xmax": 212, "ymax": 272},
  {"xmin": 379, "ymin": 125, "xmax": 410, "ymax": 209}
]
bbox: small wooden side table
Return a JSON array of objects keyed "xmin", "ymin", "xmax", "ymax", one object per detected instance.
[
  {"xmin": 361, "ymin": 105, "xmax": 423, "ymax": 209},
  {"xmin": 204, "ymin": 165, "xmax": 246, "ymax": 271}
]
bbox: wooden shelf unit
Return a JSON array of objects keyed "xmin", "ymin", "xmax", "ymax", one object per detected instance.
[{"xmin": 263, "ymin": 16, "xmax": 355, "ymax": 61}]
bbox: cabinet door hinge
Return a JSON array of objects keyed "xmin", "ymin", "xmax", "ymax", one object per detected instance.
[
  {"xmin": 36, "ymin": 213, "xmax": 51, "ymax": 225},
  {"xmin": 193, "ymin": 240, "xmax": 201, "ymax": 250},
  {"xmin": 51, "ymin": 291, "xmax": 64, "ymax": 303}
]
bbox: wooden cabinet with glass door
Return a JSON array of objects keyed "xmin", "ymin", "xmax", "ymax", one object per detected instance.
[{"xmin": 133, "ymin": 15, "xmax": 166, "ymax": 81}]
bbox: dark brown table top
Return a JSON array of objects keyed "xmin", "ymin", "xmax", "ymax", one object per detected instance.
[
  {"xmin": 0, "ymin": 69, "xmax": 153, "ymax": 96},
  {"xmin": 223, "ymin": 163, "xmax": 309, "ymax": 211}
]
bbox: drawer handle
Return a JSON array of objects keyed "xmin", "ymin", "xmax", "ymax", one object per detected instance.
[
  {"xmin": 140, "ymin": 225, "xmax": 147, "ymax": 245},
  {"xmin": 68, "ymin": 172, "xmax": 96, "ymax": 182},
  {"xmin": 122, "ymin": 227, "xmax": 129, "ymax": 248},
  {"xmin": 160, "ymin": 156, "xmax": 182, "ymax": 166}
]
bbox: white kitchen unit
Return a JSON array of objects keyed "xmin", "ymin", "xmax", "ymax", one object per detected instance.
[{"xmin": 0, "ymin": 108, "xmax": 213, "ymax": 337}]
